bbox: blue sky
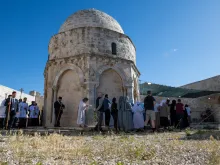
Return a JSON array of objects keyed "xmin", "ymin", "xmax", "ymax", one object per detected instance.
[{"xmin": 0, "ymin": 0, "xmax": 219, "ymax": 94}]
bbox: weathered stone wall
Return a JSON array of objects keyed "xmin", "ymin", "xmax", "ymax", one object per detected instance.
[
  {"xmin": 44, "ymin": 58, "xmax": 86, "ymax": 126},
  {"xmin": 141, "ymin": 94, "xmax": 220, "ymax": 123},
  {"xmin": 44, "ymin": 54, "xmax": 140, "ymax": 126},
  {"xmin": 44, "ymin": 55, "xmax": 139, "ymax": 99},
  {"xmin": 44, "ymin": 9, "xmax": 140, "ymax": 127},
  {"xmin": 29, "ymin": 91, "xmax": 41, "ymax": 97},
  {"xmin": 96, "ymin": 69, "xmax": 123, "ymax": 102},
  {"xmin": 88, "ymin": 55, "xmax": 140, "ymax": 105},
  {"xmin": 57, "ymin": 69, "xmax": 83, "ymax": 127},
  {"xmin": 59, "ymin": 9, "xmax": 124, "ymax": 34},
  {"xmin": 35, "ymin": 96, "xmax": 44, "ymax": 111},
  {"xmin": 49, "ymin": 27, "xmax": 136, "ymax": 63},
  {"xmin": 131, "ymin": 67, "xmax": 140, "ymax": 102},
  {"xmin": 181, "ymin": 75, "xmax": 220, "ymax": 91}
]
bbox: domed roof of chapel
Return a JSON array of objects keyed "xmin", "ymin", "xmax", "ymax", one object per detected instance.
[{"xmin": 59, "ymin": 9, "xmax": 124, "ymax": 34}]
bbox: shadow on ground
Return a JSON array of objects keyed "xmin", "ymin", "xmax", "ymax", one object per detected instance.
[
  {"xmin": 0, "ymin": 126, "xmax": 186, "ymax": 138},
  {"xmin": 1, "ymin": 127, "xmax": 220, "ymax": 141},
  {"xmin": 182, "ymin": 129, "xmax": 220, "ymax": 140},
  {"xmin": 0, "ymin": 128, "xmax": 157, "ymax": 137}
]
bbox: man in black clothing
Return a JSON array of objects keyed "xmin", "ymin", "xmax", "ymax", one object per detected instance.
[
  {"xmin": 94, "ymin": 93, "xmax": 105, "ymax": 131},
  {"xmin": 4, "ymin": 91, "xmax": 19, "ymax": 129},
  {"xmin": 54, "ymin": 97, "xmax": 65, "ymax": 127},
  {"xmin": 144, "ymin": 91, "xmax": 156, "ymax": 132},
  {"xmin": 104, "ymin": 94, "xmax": 111, "ymax": 128}
]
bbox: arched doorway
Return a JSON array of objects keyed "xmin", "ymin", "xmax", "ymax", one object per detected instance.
[
  {"xmin": 97, "ymin": 69, "xmax": 123, "ymax": 102},
  {"xmin": 57, "ymin": 69, "xmax": 82, "ymax": 127}
]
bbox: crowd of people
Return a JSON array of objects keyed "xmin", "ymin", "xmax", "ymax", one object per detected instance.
[
  {"xmin": 144, "ymin": 91, "xmax": 191, "ymax": 132},
  {"xmin": 1, "ymin": 90, "xmax": 191, "ymax": 132},
  {"xmin": 1, "ymin": 91, "xmax": 41, "ymax": 130},
  {"xmin": 72, "ymin": 90, "xmax": 191, "ymax": 133}
]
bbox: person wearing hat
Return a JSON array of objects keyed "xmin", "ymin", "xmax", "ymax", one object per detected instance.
[
  {"xmin": 54, "ymin": 97, "xmax": 65, "ymax": 127},
  {"xmin": 4, "ymin": 91, "xmax": 19, "ymax": 129}
]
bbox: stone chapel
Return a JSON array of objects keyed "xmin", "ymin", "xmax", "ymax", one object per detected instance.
[{"xmin": 44, "ymin": 9, "xmax": 140, "ymax": 127}]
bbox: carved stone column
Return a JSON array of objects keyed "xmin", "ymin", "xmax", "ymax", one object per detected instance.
[
  {"xmin": 136, "ymin": 79, "xmax": 141, "ymax": 102},
  {"xmin": 51, "ymin": 86, "xmax": 58, "ymax": 126},
  {"xmin": 125, "ymin": 77, "xmax": 134, "ymax": 103},
  {"xmin": 126, "ymin": 85, "xmax": 134, "ymax": 103},
  {"xmin": 84, "ymin": 81, "xmax": 97, "ymax": 126},
  {"xmin": 44, "ymin": 87, "xmax": 53, "ymax": 127}
]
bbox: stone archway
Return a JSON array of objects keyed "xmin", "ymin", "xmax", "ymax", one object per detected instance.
[
  {"xmin": 56, "ymin": 69, "xmax": 83, "ymax": 127},
  {"xmin": 52, "ymin": 64, "xmax": 84, "ymax": 127},
  {"xmin": 96, "ymin": 65, "xmax": 127, "ymax": 87},
  {"xmin": 96, "ymin": 69, "xmax": 124, "ymax": 102},
  {"xmin": 53, "ymin": 65, "xmax": 84, "ymax": 87}
]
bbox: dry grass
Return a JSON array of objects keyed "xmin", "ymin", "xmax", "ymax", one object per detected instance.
[{"xmin": 0, "ymin": 130, "xmax": 220, "ymax": 165}]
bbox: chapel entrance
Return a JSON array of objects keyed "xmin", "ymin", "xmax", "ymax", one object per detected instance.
[
  {"xmin": 57, "ymin": 69, "xmax": 82, "ymax": 127},
  {"xmin": 97, "ymin": 69, "xmax": 123, "ymax": 103}
]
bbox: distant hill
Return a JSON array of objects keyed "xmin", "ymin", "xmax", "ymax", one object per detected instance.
[
  {"xmin": 139, "ymin": 82, "xmax": 220, "ymax": 98},
  {"xmin": 181, "ymin": 75, "xmax": 220, "ymax": 91}
]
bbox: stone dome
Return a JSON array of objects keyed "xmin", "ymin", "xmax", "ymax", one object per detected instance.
[{"xmin": 59, "ymin": 9, "xmax": 124, "ymax": 34}]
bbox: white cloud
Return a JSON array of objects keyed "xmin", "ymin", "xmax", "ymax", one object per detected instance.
[{"xmin": 163, "ymin": 48, "xmax": 178, "ymax": 57}]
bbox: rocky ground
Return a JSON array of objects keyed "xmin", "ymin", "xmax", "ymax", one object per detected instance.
[{"xmin": 0, "ymin": 129, "xmax": 220, "ymax": 165}]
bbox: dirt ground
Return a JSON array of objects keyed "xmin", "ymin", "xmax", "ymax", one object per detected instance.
[{"xmin": 0, "ymin": 129, "xmax": 220, "ymax": 165}]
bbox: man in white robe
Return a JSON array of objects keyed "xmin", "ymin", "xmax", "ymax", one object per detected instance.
[
  {"xmin": 132, "ymin": 102, "xmax": 144, "ymax": 131},
  {"xmin": 77, "ymin": 98, "xmax": 89, "ymax": 127}
]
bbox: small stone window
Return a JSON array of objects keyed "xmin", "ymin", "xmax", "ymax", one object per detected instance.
[{"xmin": 111, "ymin": 42, "xmax": 117, "ymax": 55}]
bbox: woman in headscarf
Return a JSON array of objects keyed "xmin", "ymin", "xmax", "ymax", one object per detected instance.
[
  {"xmin": 77, "ymin": 98, "xmax": 89, "ymax": 127},
  {"xmin": 160, "ymin": 100, "xmax": 170, "ymax": 129},
  {"xmin": 132, "ymin": 102, "xmax": 144, "ymax": 132}
]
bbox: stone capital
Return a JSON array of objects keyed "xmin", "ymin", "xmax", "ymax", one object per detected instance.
[
  {"xmin": 124, "ymin": 85, "xmax": 134, "ymax": 88},
  {"xmin": 84, "ymin": 81, "xmax": 98, "ymax": 85},
  {"xmin": 52, "ymin": 86, "xmax": 58, "ymax": 91}
]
